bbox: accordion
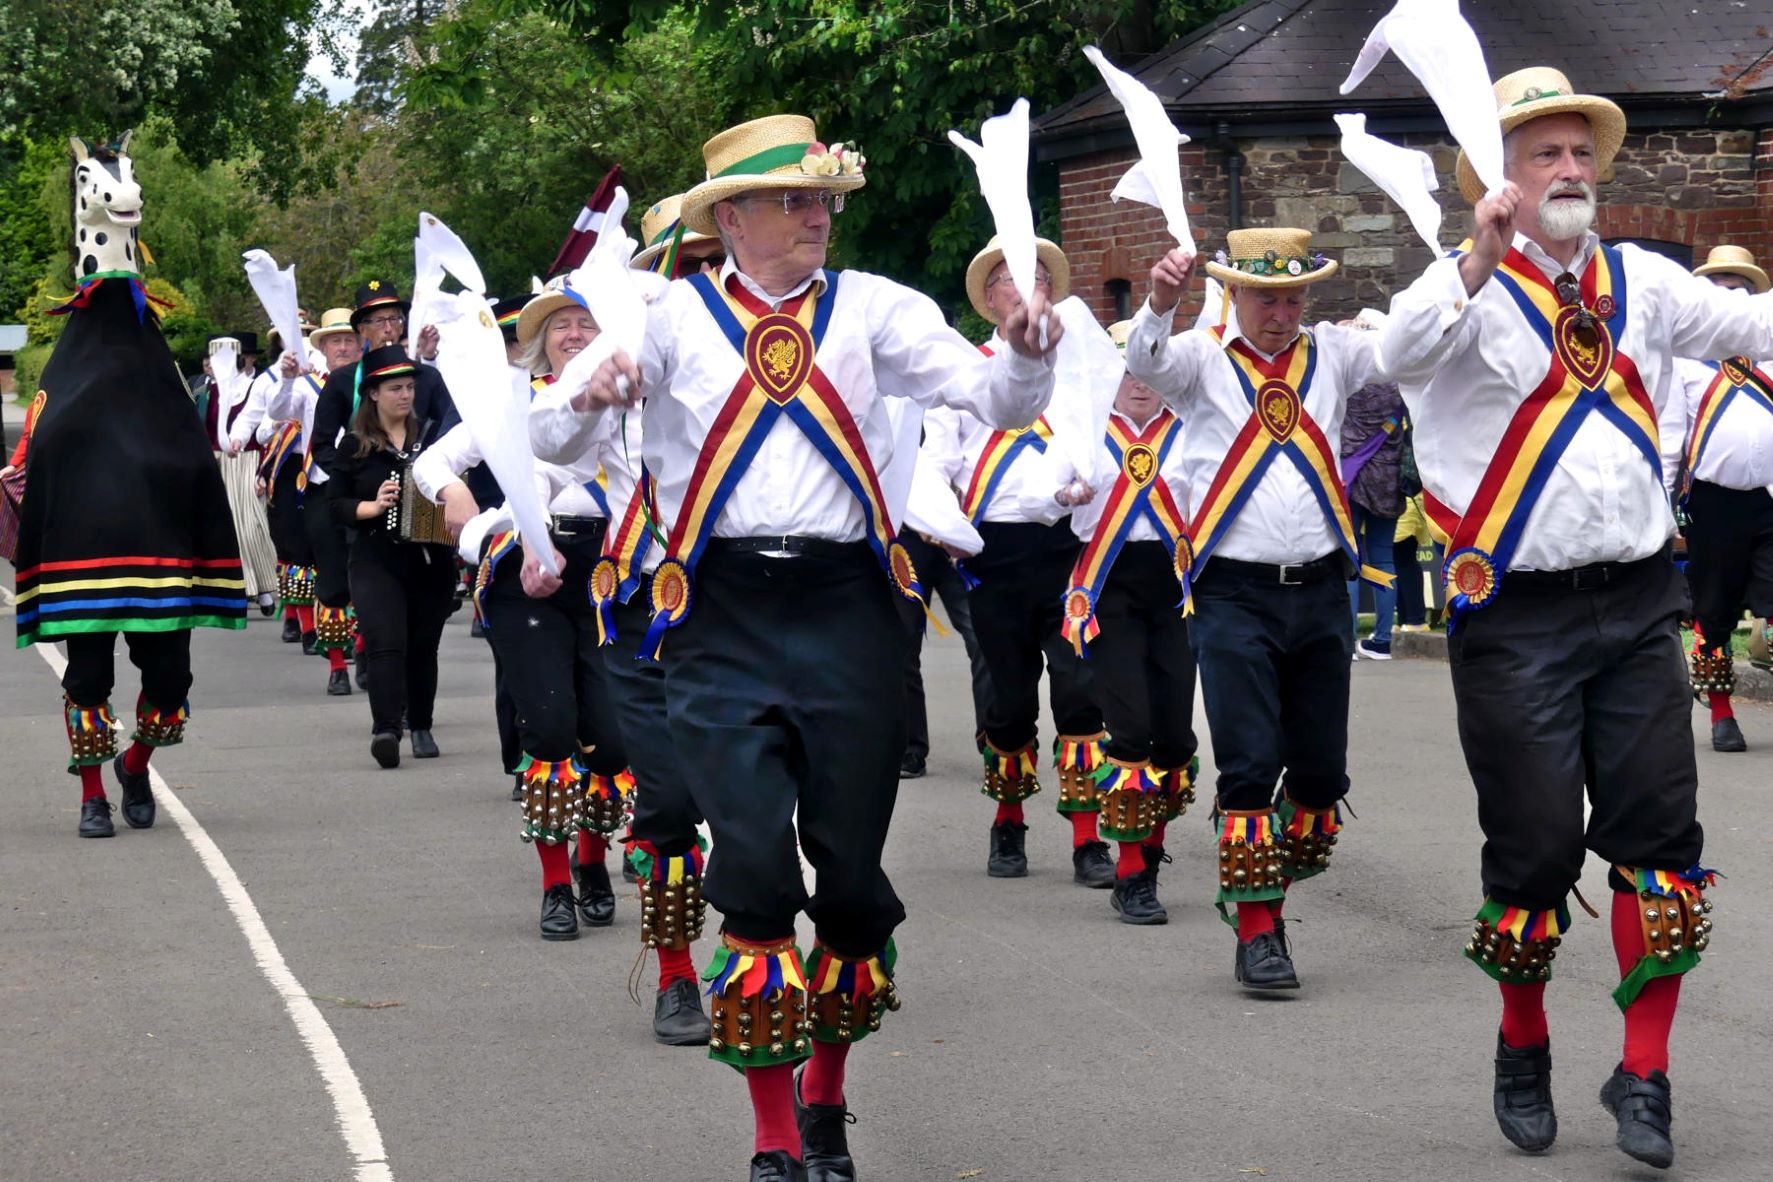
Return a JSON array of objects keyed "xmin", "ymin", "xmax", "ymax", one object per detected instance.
[{"xmin": 384, "ymin": 461, "xmax": 454, "ymax": 545}]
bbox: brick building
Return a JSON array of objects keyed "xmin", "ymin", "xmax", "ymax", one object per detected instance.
[{"xmin": 1035, "ymin": 0, "xmax": 1773, "ymax": 325}]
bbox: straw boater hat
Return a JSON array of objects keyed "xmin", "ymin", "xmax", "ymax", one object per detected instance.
[
  {"xmin": 515, "ymin": 275, "xmax": 593, "ymax": 345},
  {"xmin": 1455, "ymin": 66, "xmax": 1627, "ymax": 204},
  {"xmin": 631, "ymin": 194, "xmax": 716, "ymax": 271},
  {"xmin": 307, "ymin": 307, "xmax": 356, "ymax": 348},
  {"xmin": 1107, "ymin": 320, "xmax": 1132, "ymax": 351},
  {"xmin": 964, "ymin": 235, "xmax": 1071, "ymax": 324},
  {"xmin": 1202, "ymin": 227, "xmax": 1338, "ymax": 288},
  {"xmin": 1692, "ymin": 245, "xmax": 1770, "ymax": 294},
  {"xmin": 678, "ymin": 115, "xmax": 866, "ymax": 238}
]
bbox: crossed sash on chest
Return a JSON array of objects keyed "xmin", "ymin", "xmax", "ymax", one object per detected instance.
[
  {"xmin": 1423, "ymin": 244, "xmax": 1660, "ymax": 627},
  {"xmin": 1059, "ymin": 409, "xmax": 1187, "ymax": 654},
  {"xmin": 260, "ymin": 374, "xmax": 322, "ymax": 499},
  {"xmin": 1683, "ymin": 356, "xmax": 1773, "ymax": 498},
  {"xmin": 959, "ymin": 343, "xmax": 1054, "ymax": 523},
  {"xmin": 636, "ymin": 270, "xmax": 923, "ymax": 660},
  {"xmin": 1183, "ymin": 327, "xmax": 1390, "ymax": 612}
]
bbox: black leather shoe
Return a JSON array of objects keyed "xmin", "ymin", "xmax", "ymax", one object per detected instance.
[
  {"xmin": 1712, "ymin": 717, "xmax": 1747, "ymax": 752},
  {"xmin": 327, "ymin": 668, "xmax": 352, "ymax": 696},
  {"xmin": 1494, "ymin": 1033, "xmax": 1558, "ymax": 1153},
  {"xmin": 370, "ymin": 731, "xmax": 401, "ymax": 769},
  {"xmin": 1235, "ymin": 929, "xmax": 1300, "ymax": 991},
  {"xmin": 301, "ymin": 631, "xmax": 320, "ymax": 655},
  {"xmin": 113, "ymin": 754, "xmax": 155, "ymax": 829},
  {"xmin": 574, "ymin": 859, "xmax": 616, "ymax": 926},
  {"xmin": 795, "ymin": 1066, "xmax": 857, "ymax": 1182},
  {"xmin": 749, "ymin": 1150, "xmax": 806, "ymax": 1182},
  {"xmin": 899, "ymin": 750, "xmax": 926, "ymax": 779},
  {"xmin": 987, "ymin": 820, "xmax": 1028, "ymax": 877},
  {"xmin": 539, "ymin": 882, "xmax": 579, "ymax": 941},
  {"xmin": 409, "ymin": 729, "xmax": 439, "ymax": 759},
  {"xmin": 1072, "ymin": 839, "xmax": 1115, "ymax": 888},
  {"xmin": 1110, "ymin": 869, "xmax": 1168, "ymax": 924},
  {"xmin": 509, "ymin": 774, "xmax": 523, "ymax": 802},
  {"xmin": 653, "ymin": 977, "xmax": 712, "ymax": 1046},
  {"xmin": 78, "ymin": 796, "xmax": 116, "ymax": 838},
  {"xmin": 355, "ymin": 662, "xmax": 370, "ymax": 690},
  {"xmin": 281, "ymin": 616, "xmax": 301, "ymax": 643},
  {"xmin": 1600, "ymin": 1064, "xmax": 1674, "ymax": 1169}
]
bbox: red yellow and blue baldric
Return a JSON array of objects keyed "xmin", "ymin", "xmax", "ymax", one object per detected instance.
[
  {"xmin": 1060, "ymin": 408, "xmax": 1188, "ymax": 655},
  {"xmin": 1682, "ymin": 357, "xmax": 1773, "ymax": 501},
  {"xmin": 1425, "ymin": 244, "xmax": 1659, "ymax": 630},
  {"xmin": 1183, "ymin": 327, "xmax": 1390, "ymax": 613},
  {"xmin": 589, "ymin": 458, "xmax": 655, "ymax": 646},
  {"xmin": 958, "ymin": 346, "xmax": 1053, "ymax": 524},
  {"xmin": 638, "ymin": 271, "xmax": 923, "ymax": 659}
]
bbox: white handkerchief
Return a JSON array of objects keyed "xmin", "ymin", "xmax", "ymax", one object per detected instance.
[
  {"xmin": 1334, "ymin": 113, "xmax": 1444, "ymax": 252},
  {"xmin": 948, "ymin": 99, "xmax": 1039, "ymax": 310},
  {"xmin": 241, "ymin": 250, "xmax": 302, "ymax": 367},
  {"xmin": 1084, "ymin": 45, "xmax": 1194, "ymax": 248}
]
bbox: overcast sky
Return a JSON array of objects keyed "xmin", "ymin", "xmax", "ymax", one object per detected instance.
[{"xmin": 306, "ymin": 3, "xmax": 368, "ymax": 104}]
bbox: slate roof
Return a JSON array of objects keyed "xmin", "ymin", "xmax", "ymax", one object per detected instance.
[{"xmin": 1038, "ymin": 0, "xmax": 1773, "ymax": 150}]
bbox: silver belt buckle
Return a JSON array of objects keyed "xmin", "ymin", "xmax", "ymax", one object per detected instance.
[
  {"xmin": 758, "ymin": 535, "xmax": 797, "ymax": 559},
  {"xmin": 1277, "ymin": 562, "xmax": 1302, "ymax": 586}
]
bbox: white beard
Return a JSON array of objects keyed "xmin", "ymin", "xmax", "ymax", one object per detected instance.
[{"xmin": 1538, "ymin": 189, "xmax": 1596, "ymax": 241}]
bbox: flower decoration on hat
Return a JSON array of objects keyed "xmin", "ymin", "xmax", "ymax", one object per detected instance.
[{"xmin": 800, "ymin": 141, "xmax": 865, "ymax": 179}]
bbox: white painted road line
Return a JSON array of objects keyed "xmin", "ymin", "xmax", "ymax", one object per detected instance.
[{"xmin": 30, "ymin": 640, "xmax": 394, "ymax": 1182}]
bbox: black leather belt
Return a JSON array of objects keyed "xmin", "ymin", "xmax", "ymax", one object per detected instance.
[
  {"xmin": 707, "ymin": 535, "xmax": 865, "ymax": 560},
  {"xmin": 1205, "ymin": 553, "xmax": 1345, "ymax": 586},
  {"xmin": 551, "ymin": 515, "xmax": 608, "ymax": 537},
  {"xmin": 1503, "ymin": 550, "xmax": 1666, "ymax": 593}
]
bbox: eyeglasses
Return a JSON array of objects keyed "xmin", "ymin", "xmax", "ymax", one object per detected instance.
[
  {"xmin": 741, "ymin": 191, "xmax": 846, "ymax": 217},
  {"xmin": 364, "ymin": 313, "xmax": 405, "ymax": 328},
  {"xmin": 986, "ymin": 268, "xmax": 1053, "ymax": 290}
]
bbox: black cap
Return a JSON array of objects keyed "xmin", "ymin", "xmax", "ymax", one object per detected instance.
[
  {"xmin": 351, "ymin": 280, "xmax": 410, "ymax": 329},
  {"xmin": 231, "ymin": 331, "xmax": 260, "ymax": 354},
  {"xmin": 359, "ymin": 344, "xmax": 417, "ymax": 387}
]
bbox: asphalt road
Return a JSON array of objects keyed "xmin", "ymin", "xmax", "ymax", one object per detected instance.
[{"xmin": 3, "ymin": 592, "xmax": 1770, "ymax": 1182}]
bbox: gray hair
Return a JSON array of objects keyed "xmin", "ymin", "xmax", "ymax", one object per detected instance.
[{"xmin": 516, "ymin": 322, "xmax": 551, "ymax": 376}]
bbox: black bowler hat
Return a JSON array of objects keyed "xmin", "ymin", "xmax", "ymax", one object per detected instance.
[
  {"xmin": 359, "ymin": 344, "xmax": 417, "ymax": 388},
  {"xmin": 351, "ymin": 279, "xmax": 411, "ymax": 330},
  {"xmin": 231, "ymin": 331, "xmax": 260, "ymax": 355},
  {"xmin": 490, "ymin": 295, "xmax": 527, "ymax": 344}
]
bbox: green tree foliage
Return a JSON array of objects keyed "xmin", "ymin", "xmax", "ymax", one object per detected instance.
[{"xmin": 0, "ymin": 137, "xmax": 63, "ymax": 320}]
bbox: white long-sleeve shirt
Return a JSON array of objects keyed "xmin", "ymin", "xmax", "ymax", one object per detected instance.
[
  {"xmin": 1069, "ymin": 406, "xmax": 1190, "ymax": 545},
  {"xmin": 1125, "ymin": 306, "xmax": 1379, "ymax": 566},
  {"xmin": 529, "ymin": 260, "xmax": 1054, "ymax": 545},
  {"xmin": 264, "ymin": 371, "xmax": 330, "ymax": 482},
  {"xmin": 1377, "ymin": 232, "xmax": 1773, "ymax": 570},
  {"xmin": 1675, "ymin": 356, "xmax": 1773, "ymax": 493},
  {"xmin": 226, "ymin": 370, "xmax": 284, "ymax": 451}
]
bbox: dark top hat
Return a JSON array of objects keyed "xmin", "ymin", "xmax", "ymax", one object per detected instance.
[
  {"xmin": 351, "ymin": 280, "xmax": 411, "ymax": 330},
  {"xmin": 490, "ymin": 295, "xmax": 528, "ymax": 344},
  {"xmin": 359, "ymin": 344, "xmax": 417, "ymax": 388},
  {"xmin": 231, "ymin": 331, "xmax": 260, "ymax": 355}
]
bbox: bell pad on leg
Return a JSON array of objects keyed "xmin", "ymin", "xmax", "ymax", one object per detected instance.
[
  {"xmin": 1464, "ymin": 899, "xmax": 1569, "ymax": 983},
  {"xmin": 1157, "ymin": 756, "xmax": 1199, "ymax": 823},
  {"xmin": 517, "ymin": 755, "xmax": 584, "ymax": 845},
  {"xmin": 64, "ymin": 698, "xmax": 121, "ymax": 769},
  {"xmin": 704, "ymin": 933, "xmax": 810, "ymax": 1070},
  {"xmin": 1095, "ymin": 758, "xmax": 1163, "ymax": 843},
  {"xmin": 581, "ymin": 767, "xmax": 634, "ymax": 836},
  {"xmin": 278, "ymin": 563, "xmax": 315, "ymax": 606},
  {"xmin": 1689, "ymin": 644, "xmax": 1735, "ymax": 697},
  {"xmin": 1052, "ymin": 732, "xmax": 1106, "ymax": 813},
  {"xmin": 131, "ymin": 696, "xmax": 189, "ymax": 748},
  {"xmin": 632, "ymin": 837, "xmax": 708, "ymax": 950},
  {"xmin": 806, "ymin": 939, "xmax": 900, "ymax": 1045},
  {"xmin": 980, "ymin": 742, "xmax": 1040, "ymax": 804},
  {"xmin": 1214, "ymin": 809, "xmax": 1287, "ymax": 922},
  {"xmin": 1612, "ymin": 865, "xmax": 1717, "ymax": 1010},
  {"xmin": 1277, "ymin": 796, "xmax": 1341, "ymax": 881},
  {"xmin": 314, "ymin": 604, "xmax": 355, "ymax": 649}
]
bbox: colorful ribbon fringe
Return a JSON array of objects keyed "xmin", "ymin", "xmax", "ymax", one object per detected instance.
[
  {"xmin": 808, "ymin": 939, "xmax": 897, "ymax": 1002},
  {"xmin": 1054, "ymin": 733, "xmax": 1107, "ymax": 775},
  {"xmin": 705, "ymin": 943, "xmax": 807, "ymax": 999},
  {"xmin": 628, "ymin": 835, "xmax": 708, "ymax": 884}
]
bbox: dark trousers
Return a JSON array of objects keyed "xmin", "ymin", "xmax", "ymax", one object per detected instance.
[
  {"xmin": 1189, "ymin": 556, "xmax": 1351, "ymax": 811},
  {"xmin": 267, "ymin": 466, "xmax": 314, "ymax": 569},
  {"xmin": 63, "ymin": 630, "xmax": 192, "ymax": 711},
  {"xmin": 602, "ymin": 582, "xmax": 702, "ymax": 854},
  {"xmin": 895, "ymin": 529, "xmax": 994, "ymax": 758},
  {"xmin": 480, "ymin": 527, "xmax": 626, "ymax": 775},
  {"xmin": 347, "ymin": 538, "xmax": 457, "ymax": 734},
  {"xmin": 966, "ymin": 520, "xmax": 1100, "ymax": 751},
  {"xmin": 664, "ymin": 541, "xmax": 907, "ymax": 957},
  {"xmin": 1449, "ymin": 553, "xmax": 1702, "ymax": 910},
  {"xmin": 1684, "ymin": 479, "xmax": 1773, "ymax": 646},
  {"xmin": 1395, "ymin": 534, "xmax": 1428, "ymax": 627},
  {"xmin": 489, "ymin": 639, "xmax": 522, "ymax": 774},
  {"xmin": 305, "ymin": 483, "xmax": 352, "ymax": 608},
  {"xmin": 1088, "ymin": 543, "xmax": 1197, "ymax": 768}
]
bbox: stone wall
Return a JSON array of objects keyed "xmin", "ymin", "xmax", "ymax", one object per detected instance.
[{"xmin": 1055, "ymin": 125, "xmax": 1773, "ymax": 326}]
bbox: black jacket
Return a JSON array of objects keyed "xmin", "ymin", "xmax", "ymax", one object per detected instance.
[
  {"xmin": 327, "ymin": 420, "xmax": 447, "ymax": 546},
  {"xmin": 312, "ymin": 360, "xmax": 457, "ymax": 481}
]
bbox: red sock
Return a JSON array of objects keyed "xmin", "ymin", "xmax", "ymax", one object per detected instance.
[
  {"xmin": 993, "ymin": 801, "xmax": 1024, "ymax": 826},
  {"xmin": 1148, "ymin": 820, "xmax": 1167, "ymax": 848},
  {"xmin": 746, "ymin": 1062, "xmax": 800, "ymax": 1158},
  {"xmin": 354, "ymin": 632, "xmax": 365, "ymax": 654},
  {"xmin": 296, "ymin": 605, "xmax": 314, "ymax": 632},
  {"xmin": 1236, "ymin": 901, "xmax": 1275, "ymax": 942},
  {"xmin": 79, "ymin": 765, "xmax": 106, "ymax": 803},
  {"xmin": 536, "ymin": 841, "xmax": 572, "ymax": 889},
  {"xmin": 327, "ymin": 648, "xmax": 347, "ymax": 673},
  {"xmin": 283, "ymin": 603, "xmax": 298, "ymax": 621},
  {"xmin": 1069, "ymin": 810, "xmax": 1098, "ymax": 847},
  {"xmin": 576, "ymin": 830, "xmax": 607, "ymax": 867},
  {"xmin": 1708, "ymin": 691, "xmax": 1734, "ymax": 724},
  {"xmin": 1498, "ymin": 981, "xmax": 1549, "ymax": 1048},
  {"xmin": 799, "ymin": 1039, "xmax": 850, "ymax": 1107},
  {"xmin": 1116, "ymin": 841, "xmax": 1146, "ymax": 878},
  {"xmin": 657, "ymin": 945, "xmax": 696, "ymax": 990},
  {"xmin": 1612, "ymin": 889, "xmax": 1682, "ymax": 1076},
  {"xmin": 121, "ymin": 741, "xmax": 151, "ymax": 776}
]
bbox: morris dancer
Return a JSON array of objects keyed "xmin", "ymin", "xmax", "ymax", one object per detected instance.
[
  {"xmin": 1131, "ymin": 226, "xmax": 1388, "ymax": 992},
  {"xmin": 1060, "ymin": 321, "xmax": 1197, "ymax": 925},
  {"xmin": 200, "ymin": 331, "xmax": 279, "ymax": 615},
  {"xmin": 16, "ymin": 133, "xmax": 246, "ymax": 838},
  {"xmin": 239, "ymin": 319, "xmax": 316, "ymax": 645},
  {"xmin": 925, "ymin": 235, "xmax": 1108, "ymax": 884},
  {"xmin": 555, "ymin": 115, "xmax": 1060, "ymax": 1182},
  {"xmin": 1376, "ymin": 67, "xmax": 1773, "ymax": 1168},
  {"xmin": 1673, "ymin": 245, "xmax": 1773, "ymax": 753}
]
